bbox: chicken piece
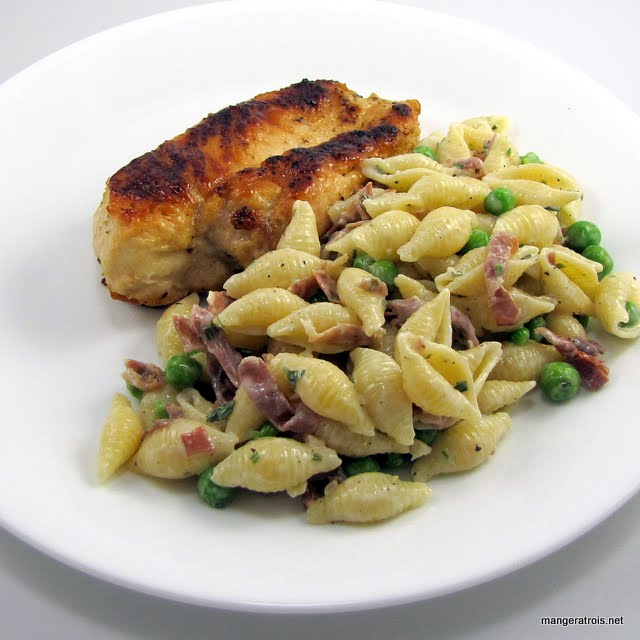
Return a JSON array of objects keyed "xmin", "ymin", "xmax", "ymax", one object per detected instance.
[{"xmin": 93, "ymin": 79, "xmax": 420, "ymax": 306}]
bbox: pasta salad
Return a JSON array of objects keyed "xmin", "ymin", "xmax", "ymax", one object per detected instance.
[{"xmin": 97, "ymin": 115, "xmax": 640, "ymax": 525}]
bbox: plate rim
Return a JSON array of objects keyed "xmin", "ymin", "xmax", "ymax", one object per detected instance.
[{"xmin": 1, "ymin": 0, "xmax": 639, "ymax": 613}]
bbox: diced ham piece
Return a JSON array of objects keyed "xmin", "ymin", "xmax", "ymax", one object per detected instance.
[
  {"xmin": 359, "ymin": 276, "xmax": 388, "ymax": 296},
  {"xmin": 450, "ymin": 305, "xmax": 480, "ymax": 348},
  {"xmin": 122, "ymin": 359, "xmax": 165, "ymax": 391},
  {"xmin": 535, "ymin": 327, "xmax": 609, "ymax": 390},
  {"xmin": 449, "ymin": 156, "xmax": 486, "ymax": 178},
  {"xmin": 485, "ymin": 232, "xmax": 521, "ymax": 326},
  {"xmin": 181, "ymin": 425, "xmax": 214, "ymax": 457}
]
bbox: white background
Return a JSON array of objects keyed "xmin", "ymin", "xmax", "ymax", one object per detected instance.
[{"xmin": 1, "ymin": 1, "xmax": 638, "ymax": 638}]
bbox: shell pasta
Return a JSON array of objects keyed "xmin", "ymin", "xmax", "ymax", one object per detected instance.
[{"xmin": 97, "ymin": 112, "xmax": 638, "ymax": 526}]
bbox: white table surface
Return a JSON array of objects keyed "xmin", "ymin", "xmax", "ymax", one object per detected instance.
[{"xmin": 1, "ymin": 1, "xmax": 639, "ymax": 638}]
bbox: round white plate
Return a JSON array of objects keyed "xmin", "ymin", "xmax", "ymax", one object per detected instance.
[{"xmin": 0, "ymin": 0, "xmax": 639, "ymax": 613}]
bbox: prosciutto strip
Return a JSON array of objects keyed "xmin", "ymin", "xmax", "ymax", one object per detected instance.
[
  {"xmin": 302, "ymin": 320, "xmax": 375, "ymax": 349},
  {"xmin": 485, "ymin": 232, "xmax": 521, "ymax": 326},
  {"xmin": 313, "ymin": 270, "xmax": 341, "ymax": 303},
  {"xmin": 175, "ymin": 305, "xmax": 242, "ymax": 387},
  {"xmin": 122, "ymin": 359, "xmax": 165, "ymax": 391},
  {"xmin": 237, "ymin": 357, "xmax": 321, "ymax": 434},
  {"xmin": 535, "ymin": 327, "xmax": 609, "ymax": 390},
  {"xmin": 387, "ymin": 296, "xmax": 425, "ymax": 325},
  {"xmin": 238, "ymin": 357, "xmax": 295, "ymax": 426},
  {"xmin": 207, "ymin": 291, "xmax": 235, "ymax": 316},
  {"xmin": 450, "ymin": 305, "xmax": 480, "ymax": 348},
  {"xmin": 288, "ymin": 274, "xmax": 320, "ymax": 299},
  {"xmin": 181, "ymin": 425, "xmax": 214, "ymax": 457},
  {"xmin": 359, "ymin": 276, "xmax": 388, "ymax": 296},
  {"xmin": 413, "ymin": 409, "xmax": 457, "ymax": 430},
  {"xmin": 322, "ymin": 182, "xmax": 374, "ymax": 240},
  {"xmin": 206, "ymin": 354, "xmax": 236, "ymax": 403}
]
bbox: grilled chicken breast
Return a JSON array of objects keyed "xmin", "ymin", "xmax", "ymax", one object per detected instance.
[{"xmin": 93, "ymin": 80, "xmax": 420, "ymax": 306}]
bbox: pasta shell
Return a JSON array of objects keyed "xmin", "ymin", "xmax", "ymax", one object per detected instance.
[
  {"xmin": 397, "ymin": 207, "xmax": 477, "ymax": 261},
  {"xmin": 453, "ymin": 288, "xmax": 556, "ymax": 332},
  {"xmin": 437, "ymin": 123, "xmax": 472, "ymax": 164},
  {"xmin": 211, "ymin": 437, "xmax": 341, "ymax": 492},
  {"xmin": 337, "ymin": 268, "xmax": 387, "ymax": 337},
  {"xmin": 477, "ymin": 380, "xmax": 536, "ymax": 415},
  {"xmin": 313, "ymin": 420, "xmax": 410, "ymax": 457},
  {"xmin": 267, "ymin": 302, "xmax": 360, "ymax": 353},
  {"xmin": 306, "ymin": 473, "xmax": 430, "ymax": 524},
  {"xmin": 97, "ymin": 393, "xmax": 144, "ymax": 483},
  {"xmin": 225, "ymin": 386, "xmax": 265, "ymax": 443},
  {"xmin": 350, "ymin": 348, "xmax": 414, "ymax": 445},
  {"xmin": 594, "ymin": 272, "xmax": 640, "ymax": 339},
  {"xmin": 396, "ymin": 288, "xmax": 452, "ymax": 349},
  {"xmin": 539, "ymin": 246, "xmax": 601, "ymax": 315},
  {"xmin": 483, "ymin": 176, "xmax": 581, "ymax": 209},
  {"xmin": 492, "ymin": 205, "xmax": 561, "ymax": 249},
  {"xmin": 396, "ymin": 332, "xmax": 480, "ymax": 422},
  {"xmin": 363, "ymin": 173, "xmax": 490, "ymax": 219},
  {"xmin": 328, "ymin": 210, "xmax": 419, "ymax": 260},
  {"xmin": 545, "ymin": 311, "xmax": 586, "ymax": 339},
  {"xmin": 488, "ymin": 342, "xmax": 562, "ymax": 382},
  {"xmin": 133, "ymin": 419, "xmax": 238, "ymax": 479},
  {"xmin": 223, "ymin": 248, "xmax": 345, "ymax": 298},
  {"xmin": 216, "ymin": 288, "xmax": 308, "ymax": 335},
  {"xmin": 393, "ymin": 274, "xmax": 437, "ymax": 302},
  {"xmin": 156, "ymin": 293, "xmax": 200, "ymax": 363},
  {"xmin": 269, "ymin": 353, "xmax": 375, "ymax": 436},
  {"xmin": 458, "ymin": 341, "xmax": 503, "ymax": 394},
  {"xmin": 411, "ymin": 412, "xmax": 511, "ymax": 481},
  {"xmin": 276, "ymin": 200, "xmax": 321, "ymax": 257}
]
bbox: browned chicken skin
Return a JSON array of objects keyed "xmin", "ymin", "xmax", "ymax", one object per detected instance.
[{"xmin": 93, "ymin": 80, "xmax": 421, "ymax": 306}]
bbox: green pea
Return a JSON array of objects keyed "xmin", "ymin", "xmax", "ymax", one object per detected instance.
[
  {"xmin": 575, "ymin": 314, "xmax": 589, "ymax": 329},
  {"xmin": 352, "ymin": 250, "xmax": 376, "ymax": 271},
  {"xmin": 414, "ymin": 145, "xmax": 437, "ymax": 160},
  {"xmin": 308, "ymin": 289, "xmax": 329, "ymax": 304},
  {"xmin": 540, "ymin": 362, "xmax": 581, "ymax": 403},
  {"xmin": 484, "ymin": 188, "xmax": 516, "ymax": 216},
  {"xmin": 251, "ymin": 422, "xmax": 280, "ymax": 439},
  {"xmin": 367, "ymin": 259, "xmax": 399, "ymax": 289},
  {"xmin": 153, "ymin": 399, "xmax": 169, "ymax": 420},
  {"xmin": 460, "ymin": 228, "xmax": 490, "ymax": 254},
  {"xmin": 564, "ymin": 221, "xmax": 602, "ymax": 252},
  {"xmin": 414, "ymin": 429, "xmax": 439, "ymax": 446},
  {"xmin": 581, "ymin": 245, "xmax": 614, "ymax": 280},
  {"xmin": 619, "ymin": 301, "xmax": 639, "ymax": 328},
  {"xmin": 343, "ymin": 456, "xmax": 380, "ymax": 476},
  {"xmin": 510, "ymin": 327, "xmax": 530, "ymax": 345},
  {"xmin": 165, "ymin": 354, "xmax": 203, "ymax": 390},
  {"xmin": 378, "ymin": 452, "xmax": 408, "ymax": 469},
  {"xmin": 197, "ymin": 466, "xmax": 236, "ymax": 508},
  {"xmin": 126, "ymin": 382, "xmax": 143, "ymax": 401},
  {"xmin": 520, "ymin": 151, "xmax": 542, "ymax": 164},
  {"xmin": 525, "ymin": 315, "xmax": 547, "ymax": 342}
]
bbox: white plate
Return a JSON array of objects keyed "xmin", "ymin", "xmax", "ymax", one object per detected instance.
[{"xmin": 1, "ymin": 0, "xmax": 639, "ymax": 613}]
